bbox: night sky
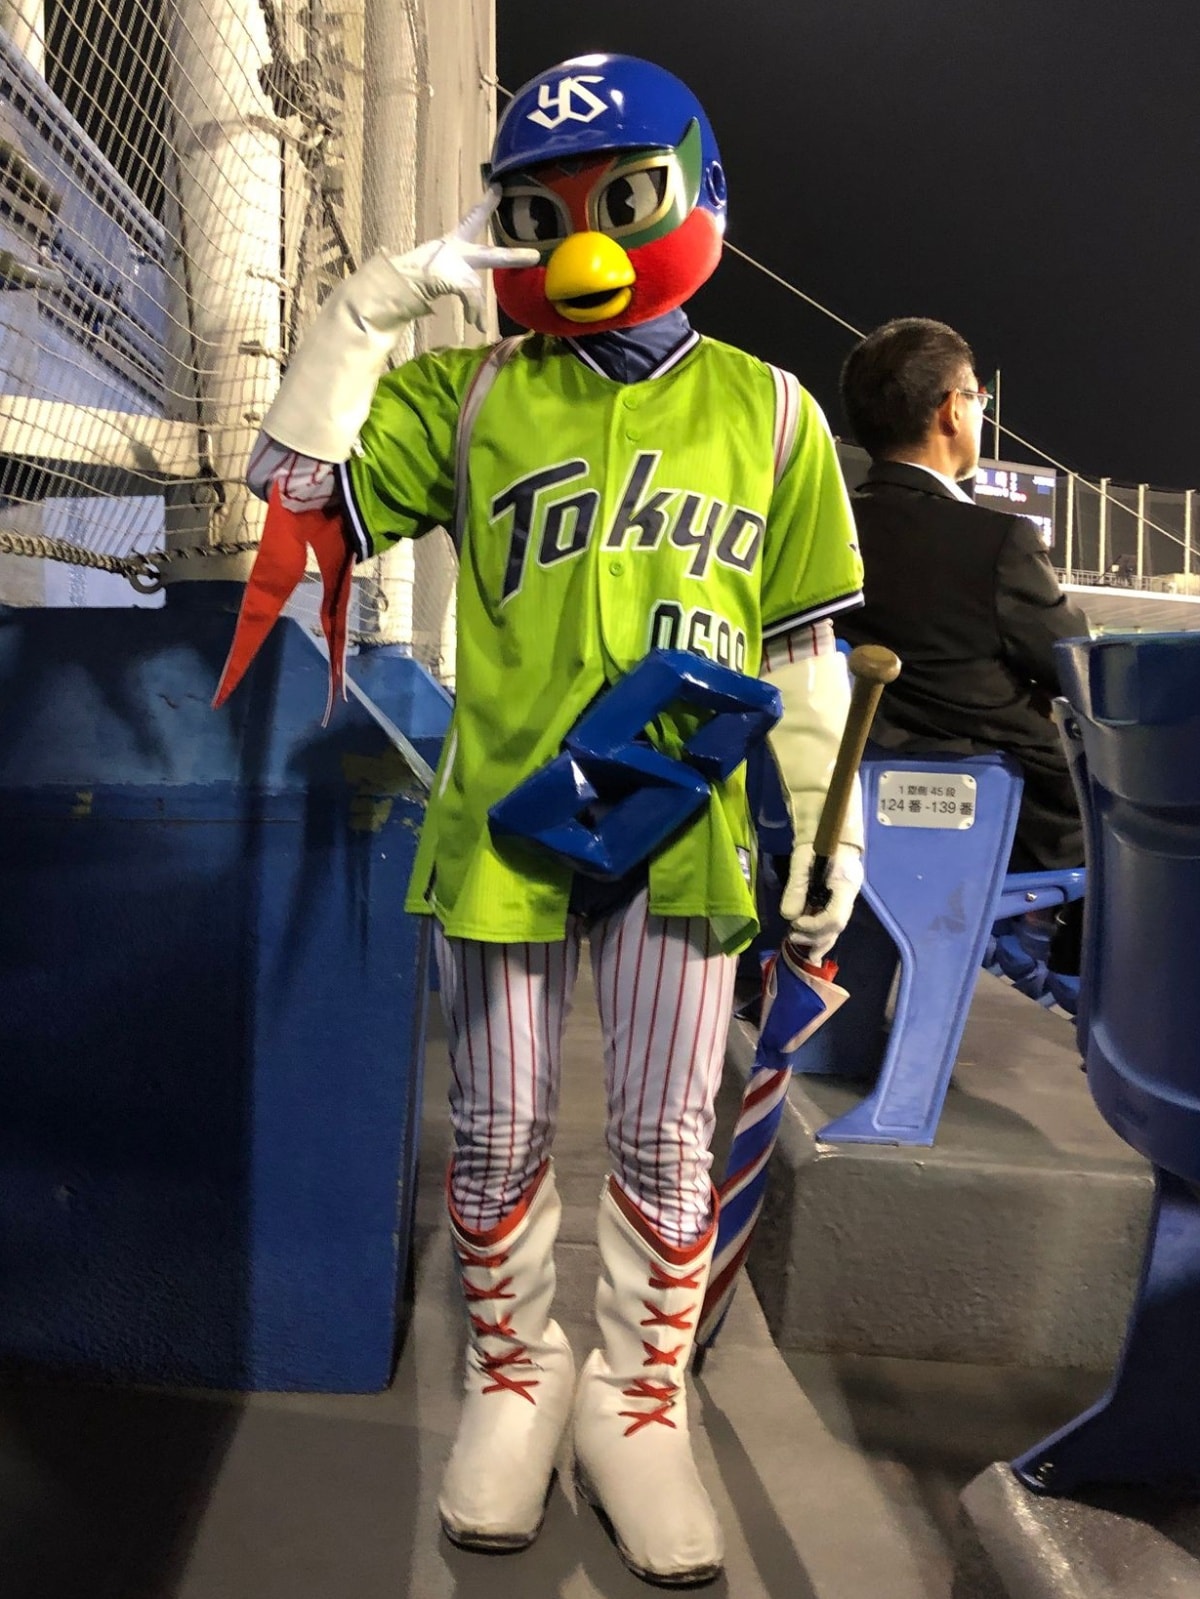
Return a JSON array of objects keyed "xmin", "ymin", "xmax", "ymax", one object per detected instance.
[{"xmin": 497, "ymin": 1, "xmax": 1199, "ymax": 491}]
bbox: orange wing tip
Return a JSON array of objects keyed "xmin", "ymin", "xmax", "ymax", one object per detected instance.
[{"xmin": 212, "ymin": 485, "xmax": 356, "ymax": 719}]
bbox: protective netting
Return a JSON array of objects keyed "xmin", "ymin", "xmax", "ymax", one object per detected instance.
[
  {"xmin": 1060, "ymin": 477, "xmax": 1197, "ymax": 591},
  {"xmin": 0, "ymin": 0, "xmax": 491, "ymax": 677},
  {"xmin": 2, "ymin": 7, "xmax": 1195, "ymax": 647}
]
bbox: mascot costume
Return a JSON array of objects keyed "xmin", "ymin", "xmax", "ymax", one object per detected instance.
[{"xmin": 218, "ymin": 54, "xmax": 865, "ymax": 1588}]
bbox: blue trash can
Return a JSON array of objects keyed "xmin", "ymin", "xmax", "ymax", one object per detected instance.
[{"xmin": 0, "ymin": 589, "xmax": 430, "ymax": 1391}]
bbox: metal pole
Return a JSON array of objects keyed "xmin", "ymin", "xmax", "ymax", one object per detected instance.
[
  {"xmin": 992, "ymin": 367, "xmax": 1001, "ymax": 462},
  {"xmin": 0, "ymin": 0, "xmax": 47, "ymax": 596},
  {"xmin": 1186, "ymin": 489, "xmax": 1194, "ymax": 581},
  {"xmin": 1, "ymin": 0, "xmax": 44, "ymax": 72},
  {"xmin": 363, "ymin": 0, "xmax": 422, "ymax": 276},
  {"xmin": 164, "ymin": 0, "xmax": 282, "ymax": 578},
  {"xmin": 1064, "ymin": 472, "xmax": 1075, "ymax": 581},
  {"xmin": 407, "ymin": 0, "xmax": 497, "ymax": 685},
  {"xmin": 1136, "ymin": 481, "xmax": 1148, "ymax": 581},
  {"xmin": 1137, "ymin": 482, "xmax": 1147, "ymax": 582},
  {"xmin": 360, "ymin": 0, "xmax": 426, "ymax": 645},
  {"xmin": 1098, "ymin": 476, "xmax": 1109, "ymax": 580}
]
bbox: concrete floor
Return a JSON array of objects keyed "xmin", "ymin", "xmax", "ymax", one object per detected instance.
[{"xmin": 0, "ymin": 964, "xmax": 1119, "ymax": 1599}]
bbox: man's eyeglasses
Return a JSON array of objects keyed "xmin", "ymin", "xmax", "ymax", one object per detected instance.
[{"xmin": 955, "ymin": 387, "xmax": 992, "ymax": 412}]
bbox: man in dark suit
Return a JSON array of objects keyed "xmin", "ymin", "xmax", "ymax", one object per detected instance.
[{"xmin": 836, "ymin": 317, "xmax": 1089, "ymax": 872}]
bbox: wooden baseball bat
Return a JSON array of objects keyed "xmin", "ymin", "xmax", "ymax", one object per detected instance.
[{"xmin": 804, "ymin": 644, "xmax": 902, "ymax": 915}]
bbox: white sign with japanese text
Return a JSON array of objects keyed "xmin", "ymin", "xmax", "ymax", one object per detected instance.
[{"xmin": 876, "ymin": 771, "xmax": 977, "ymax": 829}]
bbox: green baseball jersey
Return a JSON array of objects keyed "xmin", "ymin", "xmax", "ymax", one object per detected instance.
[{"xmin": 341, "ymin": 333, "xmax": 862, "ymax": 953}]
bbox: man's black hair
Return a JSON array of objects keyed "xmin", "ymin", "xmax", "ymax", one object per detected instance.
[{"xmin": 840, "ymin": 318, "xmax": 976, "ymax": 458}]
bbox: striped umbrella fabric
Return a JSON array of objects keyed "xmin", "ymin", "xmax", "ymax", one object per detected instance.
[
  {"xmin": 694, "ymin": 643, "xmax": 899, "ymax": 1366},
  {"xmin": 696, "ymin": 1059, "xmax": 792, "ymax": 1354},
  {"xmin": 694, "ymin": 943, "xmax": 847, "ymax": 1362}
]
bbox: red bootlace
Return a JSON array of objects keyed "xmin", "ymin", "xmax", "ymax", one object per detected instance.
[
  {"xmin": 648, "ymin": 1263, "xmax": 703, "ymax": 1292},
  {"xmin": 480, "ymin": 1346, "xmax": 539, "ymax": 1403},
  {"xmin": 462, "ymin": 1274, "xmax": 515, "ymax": 1306},
  {"xmin": 621, "ymin": 1263, "xmax": 701, "ymax": 1435},
  {"xmin": 619, "ymin": 1378, "xmax": 678, "ymax": 1435},
  {"xmin": 640, "ymin": 1300, "xmax": 696, "ymax": 1333},
  {"xmin": 642, "ymin": 1338, "xmax": 685, "ymax": 1367},
  {"xmin": 458, "ymin": 1246, "xmax": 539, "ymax": 1404},
  {"xmin": 471, "ymin": 1311, "xmax": 518, "ymax": 1340}
]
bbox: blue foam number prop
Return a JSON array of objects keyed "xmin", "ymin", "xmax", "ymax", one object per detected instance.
[{"xmin": 488, "ymin": 650, "xmax": 782, "ymax": 881}]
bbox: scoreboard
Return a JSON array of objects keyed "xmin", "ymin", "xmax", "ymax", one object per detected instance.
[{"xmin": 971, "ymin": 460, "xmax": 1058, "ymax": 548}]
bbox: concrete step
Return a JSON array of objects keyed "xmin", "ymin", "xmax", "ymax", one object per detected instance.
[
  {"xmin": 954, "ymin": 1462, "xmax": 1200, "ymax": 1598},
  {"xmin": 729, "ymin": 972, "xmax": 1154, "ymax": 1369}
]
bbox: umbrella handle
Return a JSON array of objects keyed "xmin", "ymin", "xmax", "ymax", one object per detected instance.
[{"xmin": 804, "ymin": 644, "xmax": 902, "ymax": 914}]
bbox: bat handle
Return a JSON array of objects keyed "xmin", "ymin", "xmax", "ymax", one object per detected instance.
[
  {"xmin": 802, "ymin": 855, "xmax": 835, "ymax": 917},
  {"xmin": 805, "ymin": 644, "xmax": 902, "ymax": 914}
]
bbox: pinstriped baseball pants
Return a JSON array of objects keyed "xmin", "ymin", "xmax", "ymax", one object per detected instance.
[{"xmin": 434, "ymin": 887, "xmax": 736, "ymax": 1248}]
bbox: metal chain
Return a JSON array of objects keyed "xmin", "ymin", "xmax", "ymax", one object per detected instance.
[
  {"xmin": 0, "ymin": 530, "xmax": 402, "ymax": 626},
  {"xmin": 0, "ymin": 529, "xmax": 261, "ymax": 593}
]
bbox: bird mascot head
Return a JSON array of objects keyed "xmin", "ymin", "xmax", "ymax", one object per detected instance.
[{"xmin": 485, "ymin": 53, "xmax": 727, "ymax": 336}]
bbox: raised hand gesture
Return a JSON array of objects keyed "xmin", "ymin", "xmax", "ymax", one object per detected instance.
[{"xmin": 394, "ymin": 188, "xmax": 539, "ymax": 332}]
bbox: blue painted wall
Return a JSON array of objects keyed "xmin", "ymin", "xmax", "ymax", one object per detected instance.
[
  {"xmin": 0, "ymin": 590, "xmax": 430, "ymax": 1391},
  {"xmin": 349, "ymin": 645, "xmax": 453, "ymax": 772}
]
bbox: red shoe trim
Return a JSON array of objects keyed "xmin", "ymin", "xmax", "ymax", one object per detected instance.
[
  {"xmin": 447, "ymin": 1160, "xmax": 550, "ymax": 1248},
  {"xmin": 607, "ymin": 1176, "xmax": 717, "ymax": 1266},
  {"xmin": 620, "ymin": 1407, "xmax": 677, "ymax": 1435}
]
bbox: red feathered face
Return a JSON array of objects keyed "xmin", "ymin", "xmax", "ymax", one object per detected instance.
[{"xmin": 491, "ymin": 145, "xmax": 724, "ymax": 336}]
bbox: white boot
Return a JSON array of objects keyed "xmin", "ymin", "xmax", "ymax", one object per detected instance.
[
  {"xmin": 438, "ymin": 1161, "xmax": 575, "ymax": 1551},
  {"xmin": 574, "ymin": 1178, "xmax": 723, "ymax": 1587}
]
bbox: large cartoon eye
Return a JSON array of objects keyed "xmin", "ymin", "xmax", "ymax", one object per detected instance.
[
  {"xmin": 496, "ymin": 191, "xmax": 568, "ymax": 246},
  {"xmin": 596, "ymin": 167, "xmax": 670, "ymax": 233}
]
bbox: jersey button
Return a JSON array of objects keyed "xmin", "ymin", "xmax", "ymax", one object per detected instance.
[
  {"xmin": 625, "ymin": 428, "xmax": 641, "ymax": 442},
  {"xmin": 608, "ymin": 559, "xmax": 624, "ymax": 576}
]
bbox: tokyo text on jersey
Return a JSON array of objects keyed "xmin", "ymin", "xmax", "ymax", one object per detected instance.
[{"xmin": 339, "ymin": 332, "xmax": 863, "ymax": 951}]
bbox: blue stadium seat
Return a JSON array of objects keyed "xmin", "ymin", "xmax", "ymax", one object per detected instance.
[
  {"xmin": 1014, "ymin": 634, "xmax": 1200, "ymax": 1494},
  {"xmin": 749, "ymin": 744, "xmax": 1084, "ymax": 1145},
  {"xmin": 984, "ymin": 871, "xmax": 1085, "ymax": 1011}
]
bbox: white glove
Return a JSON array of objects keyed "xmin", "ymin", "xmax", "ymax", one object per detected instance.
[
  {"xmin": 780, "ymin": 843, "xmax": 864, "ymax": 959},
  {"xmin": 765, "ymin": 651, "xmax": 865, "ymax": 957},
  {"xmin": 395, "ymin": 190, "xmax": 540, "ymax": 334},
  {"xmin": 246, "ymin": 432, "xmax": 337, "ymax": 509},
  {"xmin": 261, "ymin": 190, "xmax": 539, "ymax": 464}
]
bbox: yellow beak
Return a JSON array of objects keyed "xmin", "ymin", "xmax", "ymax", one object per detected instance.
[{"xmin": 544, "ymin": 232, "xmax": 635, "ymax": 324}]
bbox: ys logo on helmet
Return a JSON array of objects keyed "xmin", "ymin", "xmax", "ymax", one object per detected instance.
[{"xmin": 526, "ymin": 74, "xmax": 609, "ymax": 130}]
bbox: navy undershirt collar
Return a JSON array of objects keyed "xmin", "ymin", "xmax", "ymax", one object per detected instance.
[{"xmin": 565, "ymin": 308, "xmax": 697, "ymax": 385}]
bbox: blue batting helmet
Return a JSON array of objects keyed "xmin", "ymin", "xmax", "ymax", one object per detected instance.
[{"xmin": 490, "ymin": 54, "xmax": 727, "ymax": 221}]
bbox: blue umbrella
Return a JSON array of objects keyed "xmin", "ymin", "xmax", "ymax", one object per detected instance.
[{"xmin": 695, "ymin": 942, "xmax": 846, "ymax": 1358}]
